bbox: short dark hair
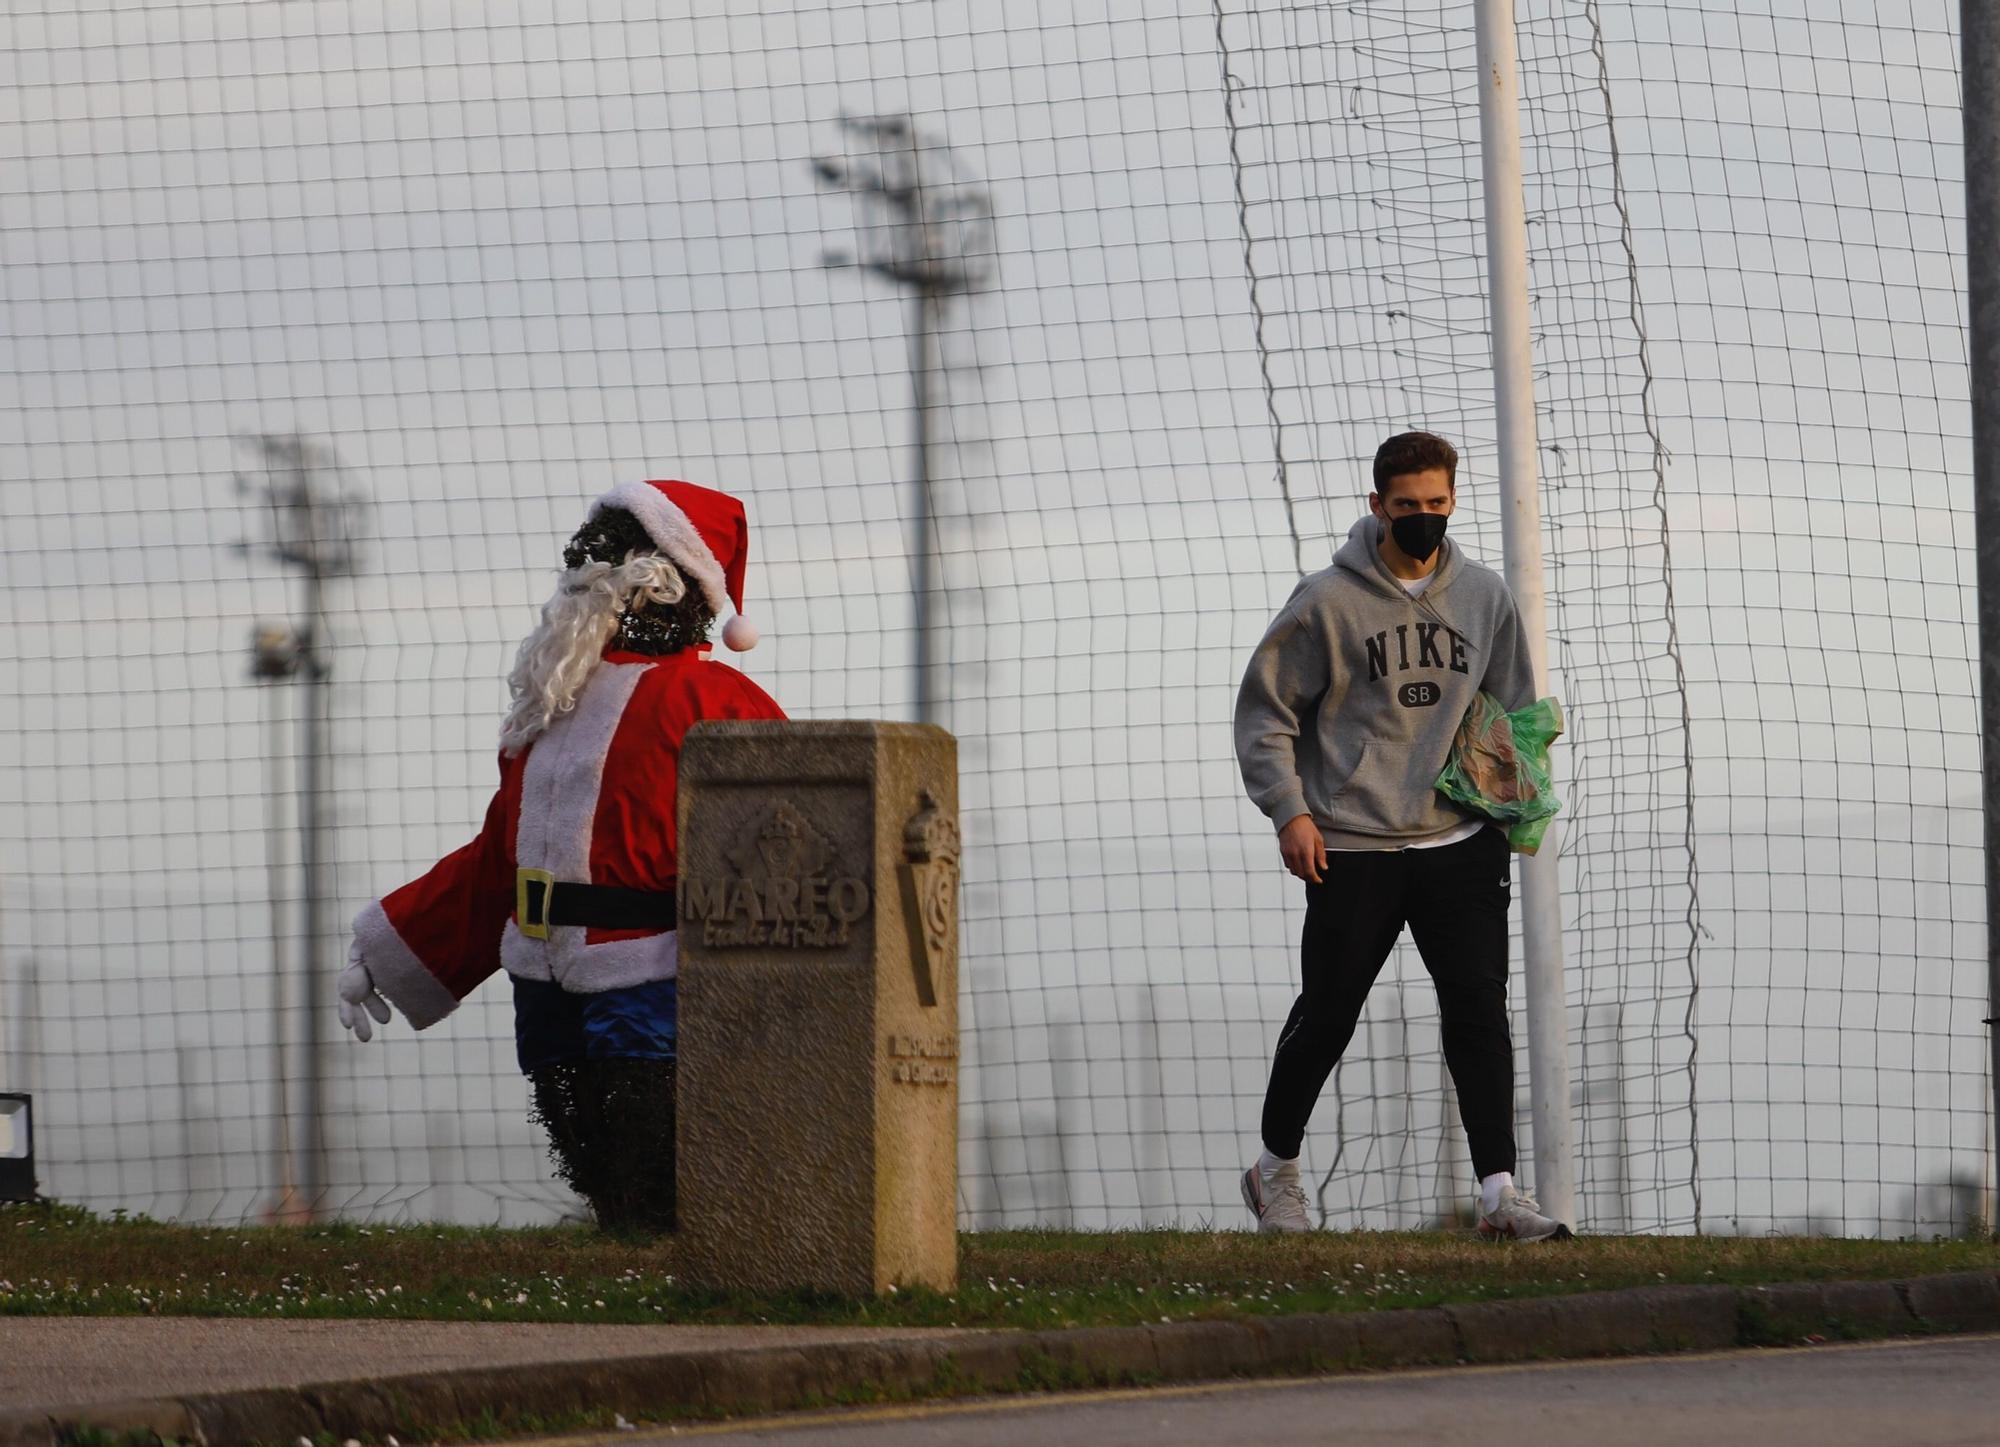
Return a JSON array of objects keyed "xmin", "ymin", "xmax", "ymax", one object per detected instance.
[{"xmin": 1372, "ymin": 431, "xmax": 1459, "ymax": 494}]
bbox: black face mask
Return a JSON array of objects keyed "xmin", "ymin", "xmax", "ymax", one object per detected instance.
[{"xmin": 1388, "ymin": 512, "xmax": 1448, "ymax": 563}]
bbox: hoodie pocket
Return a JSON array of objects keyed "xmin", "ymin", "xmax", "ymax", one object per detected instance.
[{"xmin": 1328, "ymin": 738, "xmax": 1421, "ymax": 835}]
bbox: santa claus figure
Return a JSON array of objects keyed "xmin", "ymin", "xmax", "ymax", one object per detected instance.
[{"xmin": 337, "ymin": 480, "xmax": 785, "ymax": 1233}]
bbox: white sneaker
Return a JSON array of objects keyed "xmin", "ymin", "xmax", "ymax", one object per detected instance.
[
  {"xmin": 1478, "ymin": 1183, "xmax": 1573, "ymax": 1242},
  {"xmin": 1241, "ymin": 1159, "xmax": 1311, "ymax": 1233}
]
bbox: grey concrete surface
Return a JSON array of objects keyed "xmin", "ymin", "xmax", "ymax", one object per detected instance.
[
  {"xmin": 0, "ymin": 1318, "xmax": 968, "ymax": 1414},
  {"xmin": 663, "ymin": 1333, "xmax": 2000, "ymax": 1446}
]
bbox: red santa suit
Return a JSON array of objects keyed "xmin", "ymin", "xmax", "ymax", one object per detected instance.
[
  {"xmin": 353, "ymin": 646, "xmax": 783, "ymax": 1028},
  {"xmin": 348, "ymin": 480, "xmax": 784, "ymax": 1033}
]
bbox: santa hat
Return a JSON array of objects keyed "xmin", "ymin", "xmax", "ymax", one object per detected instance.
[{"xmin": 590, "ymin": 480, "xmax": 760, "ymax": 651}]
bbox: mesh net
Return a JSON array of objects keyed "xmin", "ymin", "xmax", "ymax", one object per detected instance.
[{"xmin": 0, "ymin": 0, "xmax": 1983, "ymax": 1236}]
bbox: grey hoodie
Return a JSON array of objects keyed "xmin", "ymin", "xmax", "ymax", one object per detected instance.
[{"xmin": 1234, "ymin": 514, "xmax": 1537, "ymax": 850}]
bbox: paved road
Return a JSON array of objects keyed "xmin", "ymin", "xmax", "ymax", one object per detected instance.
[{"xmin": 626, "ymin": 1333, "xmax": 2000, "ymax": 1446}]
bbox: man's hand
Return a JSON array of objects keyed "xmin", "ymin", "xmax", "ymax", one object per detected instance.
[
  {"xmin": 1278, "ymin": 813, "xmax": 1326, "ymax": 884},
  {"xmin": 337, "ymin": 942, "xmax": 393, "ymax": 1043}
]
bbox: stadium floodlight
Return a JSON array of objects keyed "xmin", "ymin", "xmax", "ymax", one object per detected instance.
[
  {"xmin": 811, "ymin": 114, "xmax": 994, "ymax": 725},
  {"xmin": 250, "ymin": 621, "xmax": 301, "ymax": 681},
  {"xmin": 0, "ymin": 1094, "xmax": 35, "ymax": 1203},
  {"xmin": 234, "ymin": 434, "xmax": 368, "ymax": 1222}
]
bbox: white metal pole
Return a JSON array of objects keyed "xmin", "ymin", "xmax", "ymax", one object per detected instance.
[{"xmin": 1472, "ymin": 0, "xmax": 1575, "ymax": 1227}]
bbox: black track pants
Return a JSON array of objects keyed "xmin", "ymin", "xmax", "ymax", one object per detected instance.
[{"xmin": 1259, "ymin": 825, "xmax": 1518, "ymax": 1180}]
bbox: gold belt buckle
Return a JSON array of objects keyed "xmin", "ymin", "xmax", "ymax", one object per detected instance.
[{"xmin": 516, "ymin": 868, "xmax": 555, "ymax": 941}]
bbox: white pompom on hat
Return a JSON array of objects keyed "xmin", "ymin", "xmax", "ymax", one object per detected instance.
[{"xmin": 589, "ymin": 480, "xmax": 760, "ymax": 651}]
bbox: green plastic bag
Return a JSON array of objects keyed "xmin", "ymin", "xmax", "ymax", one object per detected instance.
[{"xmin": 1433, "ymin": 692, "xmax": 1565, "ymax": 854}]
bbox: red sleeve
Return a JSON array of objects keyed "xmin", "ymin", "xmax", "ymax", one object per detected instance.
[{"xmin": 351, "ymin": 754, "xmax": 521, "ymax": 1029}]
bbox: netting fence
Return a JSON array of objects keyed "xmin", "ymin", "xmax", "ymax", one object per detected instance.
[{"xmin": 0, "ymin": 0, "xmax": 1983, "ymax": 1237}]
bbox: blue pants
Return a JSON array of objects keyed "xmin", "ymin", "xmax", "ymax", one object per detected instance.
[{"xmin": 511, "ymin": 975, "xmax": 678, "ymax": 1073}]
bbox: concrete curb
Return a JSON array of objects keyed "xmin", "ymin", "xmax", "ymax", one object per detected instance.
[{"xmin": 7, "ymin": 1268, "xmax": 1999, "ymax": 1447}]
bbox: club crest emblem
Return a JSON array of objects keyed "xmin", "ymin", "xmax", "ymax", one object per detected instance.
[
  {"xmin": 686, "ymin": 801, "xmax": 870, "ymax": 948},
  {"xmin": 900, "ymin": 790, "xmax": 960, "ymax": 1006}
]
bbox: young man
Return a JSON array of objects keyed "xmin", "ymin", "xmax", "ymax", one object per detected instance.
[{"xmin": 1233, "ymin": 431, "xmax": 1571, "ymax": 1241}]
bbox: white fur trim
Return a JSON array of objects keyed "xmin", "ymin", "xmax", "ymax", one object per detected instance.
[
  {"xmin": 516, "ymin": 660, "xmax": 648, "ymax": 881},
  {"xmin": 594, "ymin": 482, "xmax": 733, "ymax": 620},
  {"xmin": 352, "ymin": 899, "xmax": 460, "ymax": 1029},
  {"xmin": 509, "ymin": 658, "xmax": 678, "ymax": 993},
  {"xmin": 500, "ymin": 919, "xmax": 555, "ymax": 982},
  {"xmin": 502, "ymin": 920, "xmax": 680, "ymax": 991}
]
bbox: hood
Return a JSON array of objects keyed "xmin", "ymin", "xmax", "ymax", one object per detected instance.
[{"xmin": 1331, "ymin": 512, "xmax": 1461, "ymax": 600}]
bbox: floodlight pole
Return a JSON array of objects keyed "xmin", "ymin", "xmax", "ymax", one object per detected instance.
[
  {"xmin": 238, "ymin": 434, "xmax": 360, "ymax": 1223},
  {"xmin": 253, "ymin": 658, "xmax": 302, "ymax": 1223},
  {"xmin": 297, "ymin": 561, "xmax": 329, "ymax": 1217},
  {"xmin": 1964, "ymin": 0, "xmax": 2000, "ymax": 1234},
  {"xmin": 812, "ymin": 116, "xmax": 990, "ymax": 728},
  {"xmin": 1473, "ymin": 0, "xmax": 1575, "ymax": 1226},
  {"xmin": 910, "ymin": 287, "xmax": 941, "ymax": 723}
]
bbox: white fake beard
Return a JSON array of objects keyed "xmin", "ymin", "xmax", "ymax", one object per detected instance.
[{"xmin": 498, "ymin": 554, "xmax": 688, "ymax": 757}]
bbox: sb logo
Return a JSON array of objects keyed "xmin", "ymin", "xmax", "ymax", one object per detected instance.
[{"xmin": 1398, "ymin": 681, "xmax": 1441, "ymax": 708}]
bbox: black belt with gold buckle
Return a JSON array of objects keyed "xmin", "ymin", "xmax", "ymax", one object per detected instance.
[{"xmin": 516, "ymin": 868, "xmax": 677, "ymax": 940}]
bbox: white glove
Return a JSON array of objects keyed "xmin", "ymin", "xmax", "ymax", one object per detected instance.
[{"xmin": 337, "ymin": 942, "xmax": 393, "ymax": 1042}]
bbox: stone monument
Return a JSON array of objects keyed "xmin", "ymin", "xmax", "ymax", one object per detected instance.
[{"xmin": 676, "ymin": 720, "xmax": 959, "ymax": 1295}]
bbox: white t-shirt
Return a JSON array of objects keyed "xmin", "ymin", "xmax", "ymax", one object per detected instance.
[{"xmin": 1326, "ymin": 566, "xmax": 1485, "ymax": 852}]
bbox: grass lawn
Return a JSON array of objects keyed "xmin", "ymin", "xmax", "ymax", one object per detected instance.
[{"xmin": 2, "ymin": 1201, "xmax": 1995, "ymax": 1332}]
